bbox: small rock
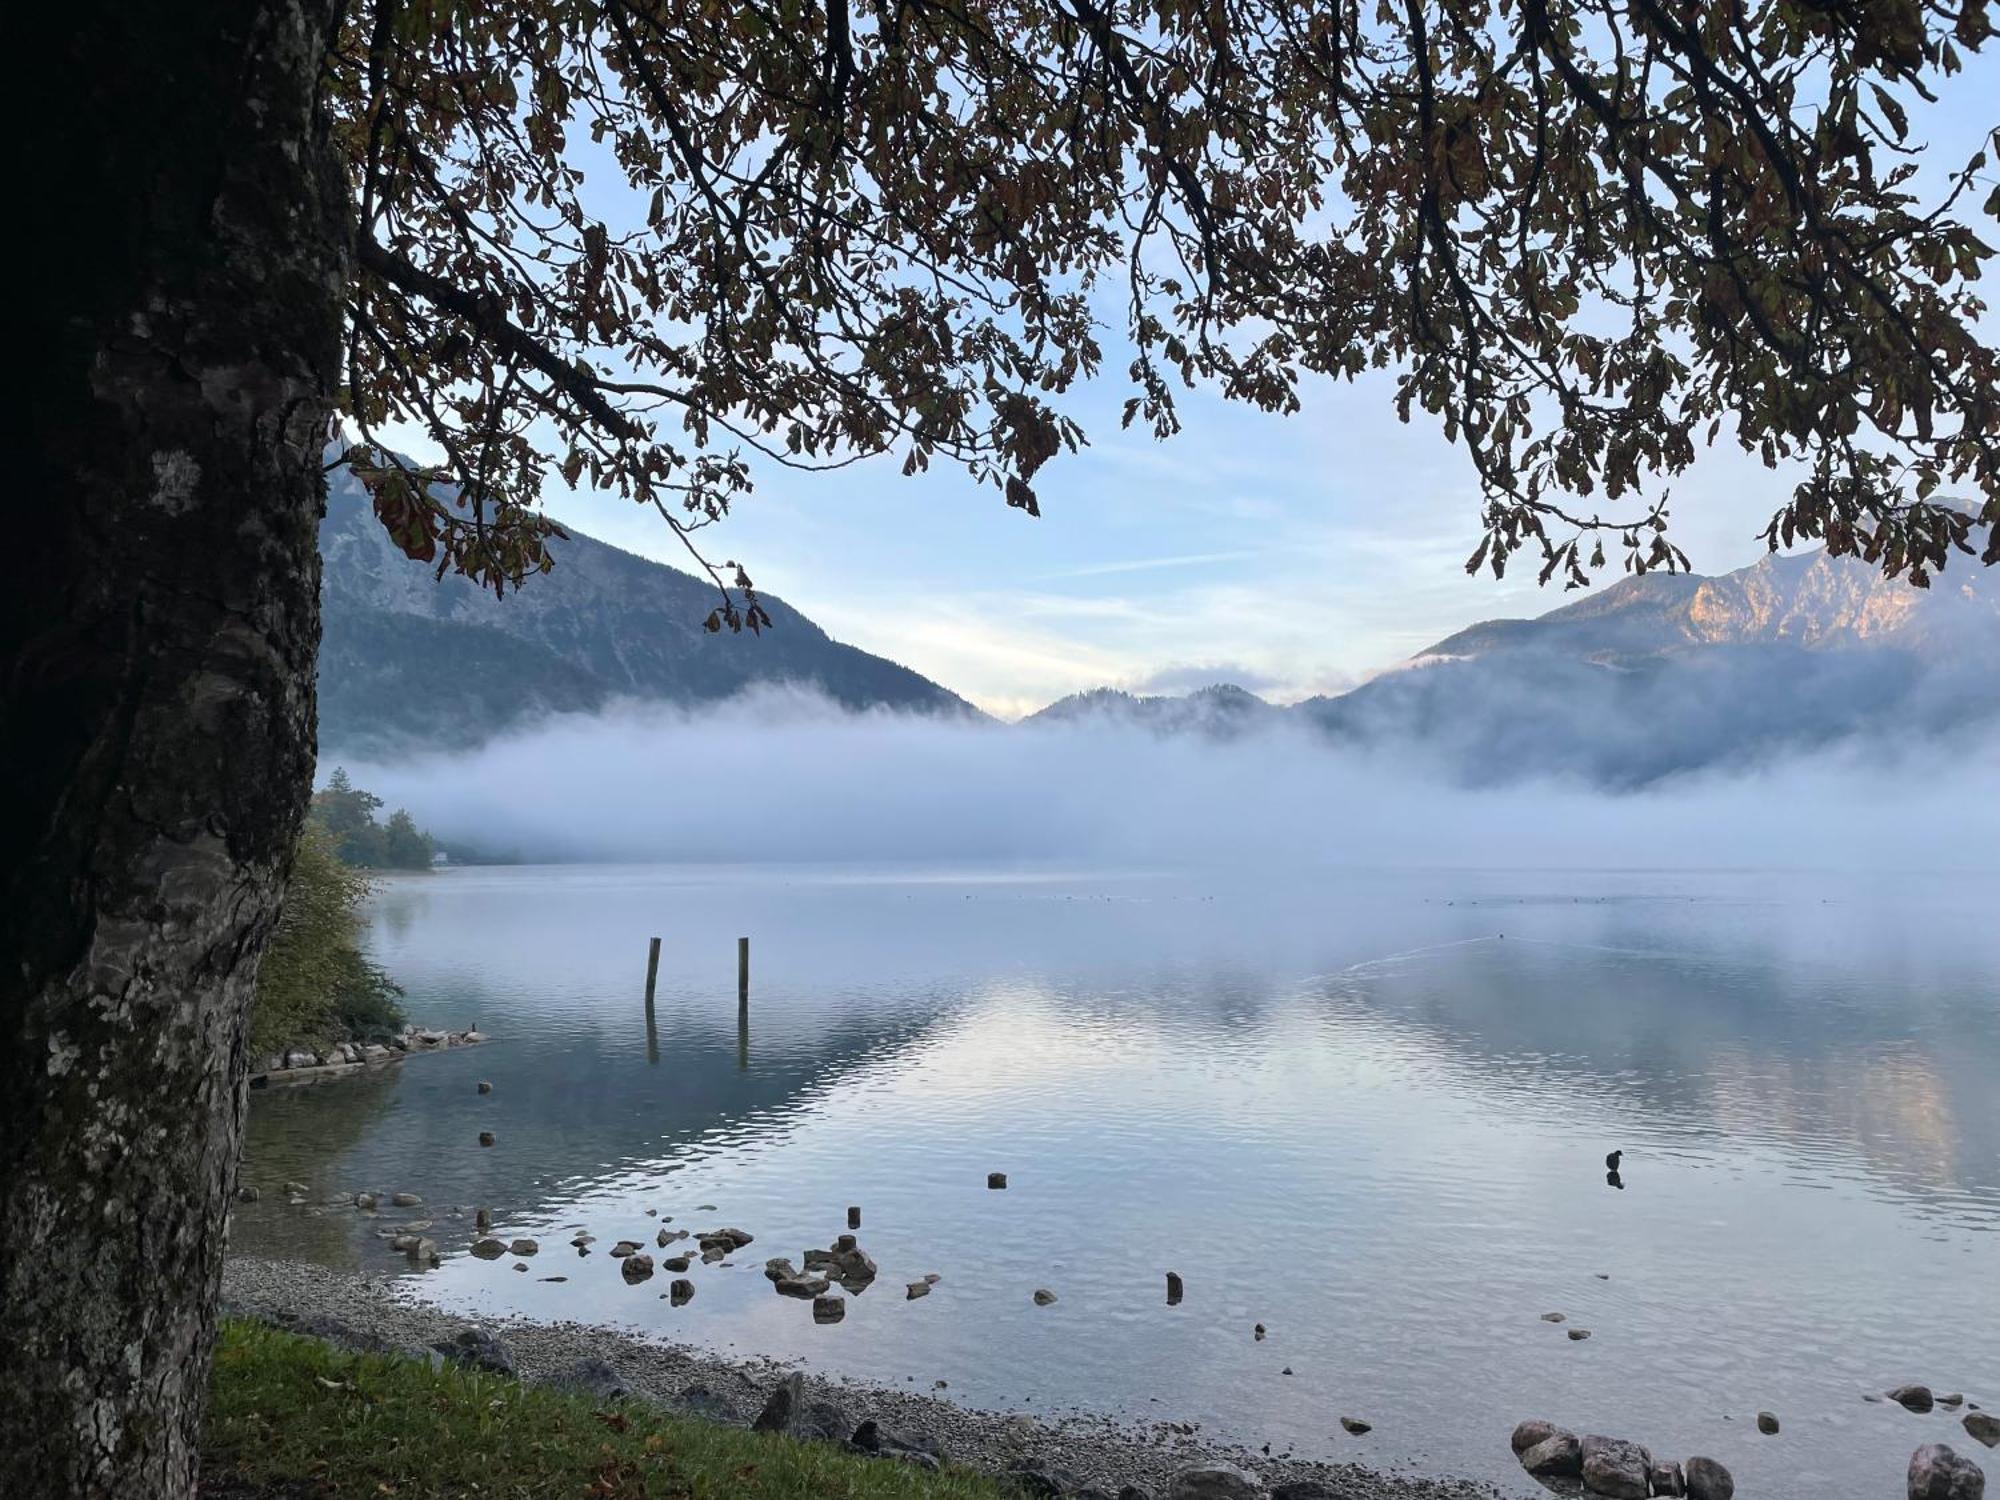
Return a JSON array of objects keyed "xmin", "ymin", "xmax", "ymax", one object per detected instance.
[
  {"xmin": 539, "ymin": 1275, "xmax": 567, "ymax": 1282},
  {"xmin": 664, "ymin": 1255, "xmax": 693, "ymax": 1273},
  {"xmin": 283, "ymin": 1180, "xmax": 310, "ymax": 1196},
  {"xmin": 1757, "ymin": 1411, "xmax": 1780, "ymax": 1435},
  {"xmin": 669, "ymin": 1278, "xmax": 694, "ymax": 1305},
  {"xmin": 391, "ymin": 1192, "xmax": 422, "ymax": 1207},
  {"xmin": 906, "ymin": 1281, "xmax": 931, "ymax": 1300},
  {"xmin": 1567, "ymin": 1327, "xmax": 1592, "ymax": 1340},
  {"xmin": 470, "ymin": 1237, "xmax": 507, "ymax": 1259},
  {"xmin": 477, "ymin": 1081, "xmax": 492, "ymax": 1093},
  {"xmin": 1683, "ymin": 1456, "xmax": 1735, "ymax": 1500},
  {"xmin": 813, "ymin": 1294, "xmax": 845, "ymax": 1324},
  {"xmin": 1520, "ymin": 1433, "xmax": 1583, "ymax": 1479},
  {"xmin": 988, "ymin": 1172, "xmax": 1008, "ymax": 1189},
  {"xmin": 764, "ymin": 1257, "xmax": 799, "ymax": 1282},
  {"xmin": 848, "ymin": 1206, "xmax": 862, "ymax": 1228},
  {"xmin": 1942, "ymin": 1395, "xmax": 1966, "ymax": 1409},
  {"xmin": 389, "ymin": 1233, "xmax": 423, "ymax": 1251},
  {"xmin": 554, "ymin": 1356, "xmax": 629, "ymax": 1400},
  {"xmin": 610, "ymin": 1241, "xmax": 641, "ymax": 1258},
  {"xmin": 1964, "ymin": 1412, "xmax": 2000, "ymax": 1448},
  {"xmin": 351, "ymin": 1191, "xmax": 376, "ymax": 1210},
  {"xmin": 478, "ymin": 1131, "xmax": 495, "ymax": 1147},
  {"xmin": 1166, "ymin": 1271, "xmax": 1184, "ymax": 1304},
  {"xmin": 1033, "ymin": 1288, "xmax": 1058, "ymax": 1306},
  {"xmin": 777, "ymin": 1276, "xmax": 831, "ymax": 1299},
  {"xmin": 1165, "ymin": 1462, "xmax": 1264, "ymax": 1500},
  {"xmin": 1253, "ymin": 1324, "xmax": 1266, "ymax": 1341},
  {"xmin": 431, "ymin": 1327, "xmax": 514, "ymax": 1376},
  {"xmin": 1579, "ymin": 1434, "xmax": 1651, "ymax": 1500},
  {"xmin": 673, "ymin": 1384, "xmax": 731, "ymax": 1420},
  {"xmin": 1896, "ymin": 1387, "xmax": 1941, "ymax": 1414},
  {"xmin": 1339, "ymin": 1417, "xmax": 1371, "ymax": 1435},
  {"xmin": 620, "ymin": 1253, "xmax": 654, "ymax": 1282},
  {"xmin": 1541, "ymin": 1312, "xmax": 1566, "ymax": 1323},
  {"xmin": 659, "ymin": 1228, "xmax": 675, "ymax": 1249},
  {"xmin": 1909, "ymin": 1443, "xmax": 1986, "ymax": 1500},
  {"xmin": 1649, "ymin": 1459, "xmax": 1686, "ymax": 1497},
  {"xmin": 474, "ymin": 1208, "xmax": 491, "ymax": 1231},
  {"xmin": 923, "ymin": 1272, "xmax": 941, "ymax": 1284},
  {"xmin": 406, "ymin": 1238, "xmax": 438, "ymax": 1265},
  {"xmin": 509, "ymin": 1238, "xmax": 538, "ymax": 1256}
]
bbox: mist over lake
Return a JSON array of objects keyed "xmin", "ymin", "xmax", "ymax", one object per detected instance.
[{"xmin": 235, "ymin": 822, "xmax": 2000, "ymax": 1499}]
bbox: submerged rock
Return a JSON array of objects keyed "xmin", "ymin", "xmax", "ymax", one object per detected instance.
[
  {"xmin": 1908, "ymin": 1443, "xmax": 1986, "ymax": 1500},
  {"xmin": 477, "ymin": 1131, "xmax": 495, "ymax": 1147},
  {"xmin": 1540, "ymin": 1312, "xmax": 1566, "ymax": 1323},
  {"xmin": 477, "ymin": 1080, "xmax": 492, "ymax": 1093},
  {"xmin": 391, "ymin": 1192, "xmax": 422, "ymax": 1207}
]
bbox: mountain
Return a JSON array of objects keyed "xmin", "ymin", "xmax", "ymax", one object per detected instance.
[
  {"xmin": 317, "ymin": 466, "xmax": 974, "ymax": 754},
  {"xmin": 1023, "ymin": 683, "xmax": 1280, "ymax": 737},
  {"xmin": 1036, "ymin": 553, "xmax": 1999, "ymax": 786}
]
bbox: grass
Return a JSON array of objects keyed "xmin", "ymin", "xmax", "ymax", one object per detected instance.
[{"xmin": 203, "ymin": 1320, "xmax": 1015, "ymax": 1500}]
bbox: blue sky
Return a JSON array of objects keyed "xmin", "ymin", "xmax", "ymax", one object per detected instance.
[{"xmin": 383, "ymin": 60, "xmax": 1998, "ymax": 720}]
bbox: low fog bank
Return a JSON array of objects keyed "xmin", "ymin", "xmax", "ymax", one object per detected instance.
[{"xmin": 339, "ymin": 687, "xmax": 2000, "ymax": 870}]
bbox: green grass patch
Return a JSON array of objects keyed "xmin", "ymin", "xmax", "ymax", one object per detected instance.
[{"xmin": 204, "ymin": 1320, "xmax": 1014, "ymax": 1500}]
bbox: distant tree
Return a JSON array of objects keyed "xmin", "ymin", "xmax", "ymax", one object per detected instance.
[
  {"xmin": 251, "ymin": 824, "xmax": 404, "ymax": 1057},
  {"xmin": 310, "ymin": 767, "xmax": 382, "ymax": 839},
  {"xmin": 8, "ymin": 2, "xmax": 1998, "ymax": 1495},
  {"xmin": 380, "ymin": 809, "xmax": 435, "ymax": 871}
]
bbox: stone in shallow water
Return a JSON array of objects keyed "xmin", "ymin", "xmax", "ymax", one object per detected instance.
[
  {"xmin": 1567, "ymin": 1327, "xmax": 1592, "ymax": 1340},
  {"xmin": 812, "ymin": 1294, "xmax": 845, "ymax": 1324},
  {"xmin": 391, "ymin": 1192, "xmax": 422, "ymax": 1207},
  {"xmin": 1033, "ymin": 1288, "xmax": 1058, "ymax": 1306},
  {"xmin": 1512, "ymin": 1419, "xmax": 1567, "ymax": 1456},
  {"xmin": 1683, "ymin": 1456, "xmax": 1734, "ymax": 1500},
  {"xmin": 1964, "ymin": 1412, "xmax": 2000, "ymax": 1448},
  {"xmin": 906, "ymin": 1281, "xmax": 931, "ymax": 1300},
  {"xmin": 1579, "ymin": 1434, "xmax": 1651, "ymax": 1500},
  {"xmin": 1541, "ymin": 1311, "xmax": 1566, "ymax": 1323},
  {"xmin": 1520, "ymin": 1433, "xmax": 1582, "ymax": 1479},
  {"xmin": 509, "ymin": 1238, "xmax": 538, "ymax": 1256},
  {"xmin": 619, "ymin": 1253, "xmax": 654, "ymax": 1282},
  {"xmin": 469, "ymin": 1237, "xmax": 506, "ymax": 1260},
  {"xmin": 669, "ymin": 1278, "xmax": 694, "ymax": 1305},
  {"xmin": 988, "ymin": 1172, "xmax": 1007, "ymax": 1189},
  {"xmin": 1894, "ymin": 1386, "xmax": 1940, "ymax": 1414},
  {"xmin": 1338, "ymin": 1417, "xmax": 1370, "ymax": 1435},
  {"xmin": 1757, "ymin": 1411, "xmax": 1781, "ymax": 1435},
  {"xmin": 1908, "ymin": 1443, "xmax": 1986, "ymax": 1500}
]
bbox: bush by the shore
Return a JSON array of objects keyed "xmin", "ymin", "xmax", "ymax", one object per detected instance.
[
  {"xmin": 203, "ymin": 1320, "xmax": 1011, "ymax": 1500},
  {"xmin": 250, "ymin": 825, "xmax": 404, "ymax": 1058}
]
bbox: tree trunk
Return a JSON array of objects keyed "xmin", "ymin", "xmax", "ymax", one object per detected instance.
[{"xmin": 2, "ymin": 2, "xmax": 347, "ymax": 1495}]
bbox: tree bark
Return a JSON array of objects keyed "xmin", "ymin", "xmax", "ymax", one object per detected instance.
[{"xmin": 3, "ymin": 2, "xmax": 348, "ymax": 1495}]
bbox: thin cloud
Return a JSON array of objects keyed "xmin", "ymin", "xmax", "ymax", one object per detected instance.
[{"xmin": 1039, "ymin": 549, "xmax": 1261, "ymax": 580}]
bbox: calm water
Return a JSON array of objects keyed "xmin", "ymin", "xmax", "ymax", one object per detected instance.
[{"xmin": 235, "ymin": 864, "xmax": 2000, "ymax": 1498}]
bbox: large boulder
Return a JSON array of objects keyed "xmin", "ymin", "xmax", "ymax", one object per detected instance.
[
  {"xmin": 1579, "ymin": 1435, "xmax": 1650, "ymax": 1499},
  {"xmin": 752, "ymin": 1372, "xmax": 805, "ymax": 1435},
  {"xmin": 1909, "ymin": 1445, "xmax": 1986, "ymax": 1500},
  {"xmin": 1683, "ymin": 1457, "xmax": 1734, "ymax": 1500},
  {"xmin": 1166, "ymin": 1463, "xmax": 1265, "ymax": 1500}
]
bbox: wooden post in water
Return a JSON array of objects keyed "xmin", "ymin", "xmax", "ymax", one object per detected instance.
[
  {"xmin": 644, "ymin": 936, "xmax": 662, "ymax": 1064},
  {"xmin": 737, "ymin": 937, "xmax": 750, "ymax": 1005}
]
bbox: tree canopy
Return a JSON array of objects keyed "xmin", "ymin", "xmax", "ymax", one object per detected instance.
[{"xmin": 336, "ymin": 0, "xmax": 1997, "ymax": 609}]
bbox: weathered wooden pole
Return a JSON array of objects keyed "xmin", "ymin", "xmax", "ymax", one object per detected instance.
[
  {"xmin": 644, "ymin": 936, "xmax": 661, "ymax": 1003},
  {"xmin": 737, "ymin": 936, "xmax": 749, "ymax": 1005}
]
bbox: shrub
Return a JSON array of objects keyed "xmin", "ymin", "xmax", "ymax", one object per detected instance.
[{"xmin": 251, "ymin": 823, "xmax": 404, "ymax": 1055}]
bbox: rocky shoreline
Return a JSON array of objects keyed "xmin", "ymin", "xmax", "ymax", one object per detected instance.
[
  {"xmin": 246, "ymin": 1024, "xmax": 486, "ymax": 1089},
  {"xmin": 220, "ymin": 1257, "xmax": 1508, "ymax": 1500}
]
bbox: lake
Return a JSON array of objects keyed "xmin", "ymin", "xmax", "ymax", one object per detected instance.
[{"xmin": 233, "ymin": 862, "xmax": 2000, "ymax": 1498}]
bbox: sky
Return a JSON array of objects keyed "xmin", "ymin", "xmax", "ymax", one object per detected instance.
[{"xmin": 378, "ymin": 59, "xmax": 1999, "ymax": 721}]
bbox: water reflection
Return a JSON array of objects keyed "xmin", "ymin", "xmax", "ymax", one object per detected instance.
[{"xmin": 235, "ymin": 864, "xmax": 2000, "ymax": 1500}]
